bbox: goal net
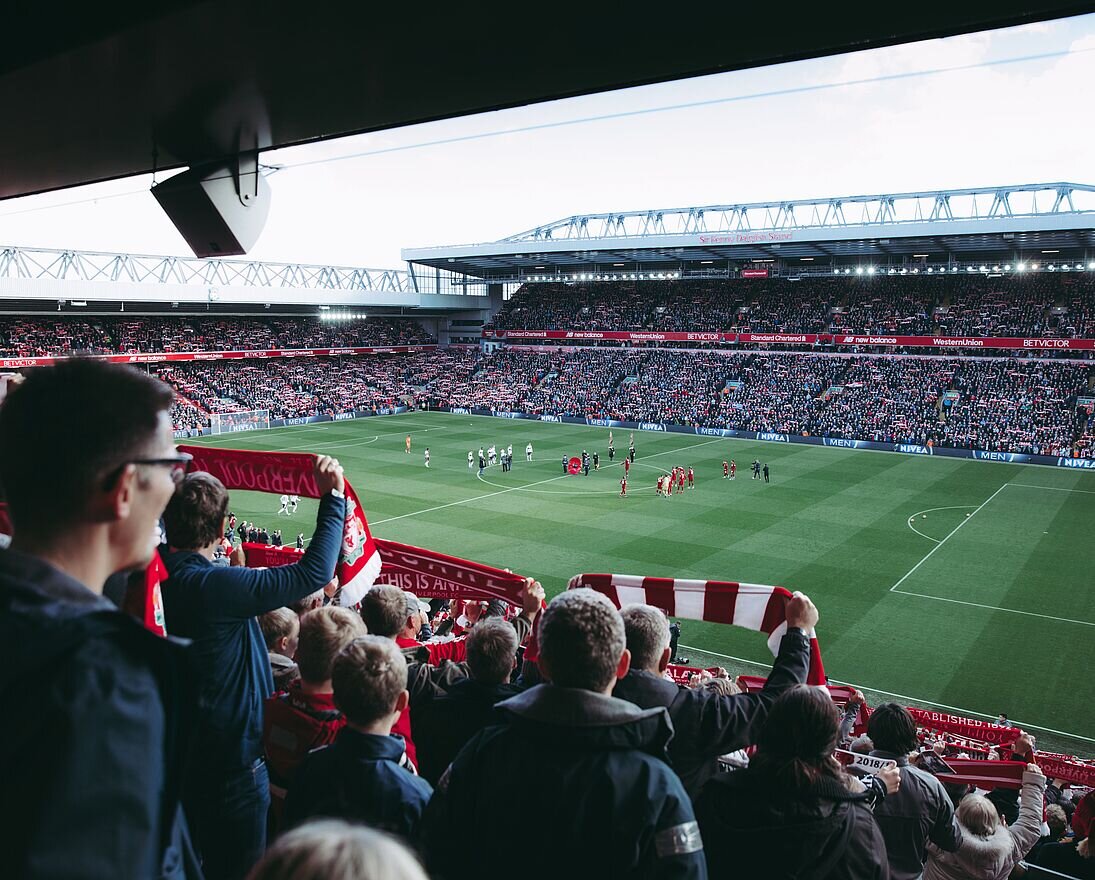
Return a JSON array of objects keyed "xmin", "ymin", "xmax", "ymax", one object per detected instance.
[{"xmin": 209, "ymin": 409, "xmax": 271, "ymax": 435}]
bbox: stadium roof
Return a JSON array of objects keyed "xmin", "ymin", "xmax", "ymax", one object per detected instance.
[
  {"xmin": 402, "ymin": 183, "xmax": 1095, "ymax": 282},
  {"xmin": 2, "ymin": 3, "xmax": 1091, "ymax": 201}
]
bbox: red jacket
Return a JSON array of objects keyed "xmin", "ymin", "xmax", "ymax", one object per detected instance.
[{"xmin": 263, "ymin": 682, "xmax": 345, "ymax": 786}]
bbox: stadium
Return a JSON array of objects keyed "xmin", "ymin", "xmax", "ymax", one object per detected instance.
[{"xmin": 2, "ymin": 6, "xmax": 1093, "ymax": 880}]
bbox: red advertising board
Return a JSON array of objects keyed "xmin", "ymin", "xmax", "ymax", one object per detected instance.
[
  {"xmin": 741, "ymin": 269, "xmax": 770, "ymax": 278},
  {"xmin": 0, "ymin": 344, "xmax": 435, "ymax": 369},
  {"xmin": 483, "ymin": 329, "xmax": 1095, "ymax": 351},
  {"xmin": 493, "ymin": 330, "xmax": 724, "ymax": 343},
  {"xmin": 737, "ymin": 333, "xmax": 820, "ymax": 344},
  {"xmin": 830, "ymin": 334, "xmax": 1095, "ymax": 351}
]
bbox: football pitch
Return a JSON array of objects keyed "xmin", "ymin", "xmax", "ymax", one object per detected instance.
[{"xmin": 187, "ymin": 411, "xmax": 1095, "ymax": 752}]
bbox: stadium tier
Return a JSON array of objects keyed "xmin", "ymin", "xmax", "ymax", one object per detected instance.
[
  {"xmin": 150, "ymin": 348, "xmax": 1094, "ymax": 459},
  {"xmin": 0, "ymin": 315, "xmax": 433, "ymax": 358},
  {"xmin": 486, "ymin": 274, "xmax": 1095, "ymax": 339}
]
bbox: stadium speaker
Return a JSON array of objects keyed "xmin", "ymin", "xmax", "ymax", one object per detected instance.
[{"xmin": 152, "ymin": 159, "xmax": 270, "ymax": 258}]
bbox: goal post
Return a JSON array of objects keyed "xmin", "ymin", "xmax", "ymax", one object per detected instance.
[{"xmin": 209, "ymin": 409, "xmax": 271, "ymax": 435}]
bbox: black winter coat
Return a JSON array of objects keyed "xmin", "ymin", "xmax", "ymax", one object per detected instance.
[
  {"xmin": 423, "ymin": 684, "xmax": 707, "ymax": 880},
  {"xmin": 696, "ymin": 767, "xmax": 890, "ymax": 880},
  {"xmin": 613, "ymin": 627, "xmax": 811, "ymax": 798}
]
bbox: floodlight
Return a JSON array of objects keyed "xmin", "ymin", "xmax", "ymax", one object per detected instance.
[{"xmin": 855, "ymin": 266, "xmax": 864, "ymax": 275}]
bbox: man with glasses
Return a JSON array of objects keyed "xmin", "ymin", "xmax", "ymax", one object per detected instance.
[
  {"xmin": 0, "ymin": 359, "xmax": 200, "ymax": 879},
  {"xmin": 161, "ymin": 455, "xmax": 346, "ymax": 880}
]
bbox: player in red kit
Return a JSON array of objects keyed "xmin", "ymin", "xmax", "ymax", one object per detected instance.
[
  {"xmin": 722, "ymin": 460, "xmax": 729, "ymax": 479},
  {"xmin": 620, "ymin": 475, "xmax": 627, "ymax": 496},
  {"xmin": 687, "ymin": 466, "xmax": 694, "ymax": 489},
  {"xmin": 677, "ymin": 469, "xmax": 685, "ymax": 492},
  {"xmin": 624, "ymin": 456, "xmax": 631, "ymax": 476},
  {"xmin": 730, "ymin": 459, "xmax": 737, "ymax": 480}
]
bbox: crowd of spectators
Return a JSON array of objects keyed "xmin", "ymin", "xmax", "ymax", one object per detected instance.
[
  {"xmin": 2, "ymin": 358, "xmax": 1094, "ymax": 880},
  {"xmin": 155, "ymin": 346, "xmax": 1095, "ymax": 456},
  {"xmin": 486, "ymin": 274, "xmax": 1095, "ymax": 338},
  {"xmin": 159, "ymin": 350, "xmax": 479, "ymax": 428},
  {"xmin": 0, "ymin": 316, "xmax": 433, "ymax": 357}
]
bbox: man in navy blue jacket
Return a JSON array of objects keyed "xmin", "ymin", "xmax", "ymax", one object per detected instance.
[
  {"xmin": 162, "ymin": 456, "xmax": 346, "ymax": 880},
  {"xmin": 423, "ymin": 589, "xmax": 706, "ymax": 879},
  {"xmin": 0, "ymin": 359, "xmax": 200, "ymax": 879}
]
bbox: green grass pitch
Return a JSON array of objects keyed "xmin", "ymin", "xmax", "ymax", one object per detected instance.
[{"xmin": 186, "ymin": 411, "xmax": 1095, "ymax": 752}]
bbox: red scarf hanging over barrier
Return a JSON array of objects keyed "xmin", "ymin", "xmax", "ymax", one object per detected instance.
[
  {"xmin": 371, "ymin": 539, "xmax": 530, "ymax": 603},
  {"xmin": 239, "ymin": 536, "xmax": 531, "ymax": 607},
  {"xmin": 179, "ymin": 445, "xmax": 381, "ymax": 606},
  {"xmin": 1037, "ymin": 755, "xmax": 1095, "ymax": 788},
  {"xmin": 568, "ymin": 573, "xmax": 826, "ymax": 685},
  {"xmin": 905, "ymin": 706, "xmax": 1024, "ymax": 746}
]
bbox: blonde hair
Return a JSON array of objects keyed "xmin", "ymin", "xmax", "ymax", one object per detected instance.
[
  {"xmin": 247, "ymin": 820, "xmax": 427, "ymax": 880},
  {"xmin": 956, "ymin": 794, "xmax": 1000, "ymax": 838},
  {"xmin": 295, "ymin": 607, "xmax": 367, "ymax": 683},
  {"xmin": 259, "ymin": 608, "xmax": 299, "ymax": 652}
]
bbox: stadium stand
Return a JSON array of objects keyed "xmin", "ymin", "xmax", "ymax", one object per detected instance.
[
  {"xmin": 0, "ymin": 316, "xmax": 433, "ymax": 357},
  {"xmin": 486, "ymin": 274, "xmax": 1095, "ymax": 337},
  {"xmin": 145, "ymin": 346, "xmax": 1095, "ymax": 457},
  {"xmin": 3, "ymin": 355, "xmax": 1094, "ymax": 880}
]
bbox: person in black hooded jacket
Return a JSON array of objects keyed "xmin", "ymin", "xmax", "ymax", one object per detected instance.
[
  {"xmin": 696, "ymin": 684, "xmax": 891, "ymax": 880},
  {"xmin": 613, "ymin": 600, "xmax": 813, "ymax": 798}
]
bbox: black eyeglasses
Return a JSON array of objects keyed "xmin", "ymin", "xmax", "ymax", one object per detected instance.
[{"xmin": 127, "ymin": 453, "xmax": 194, "ymax": 485}]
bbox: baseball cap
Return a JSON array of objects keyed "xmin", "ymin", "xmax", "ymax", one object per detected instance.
[{"xmin": 403, "ymin": 591, "xmax": 431, "ymax": 616}]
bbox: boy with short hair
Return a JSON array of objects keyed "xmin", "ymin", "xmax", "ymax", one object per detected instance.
[
  {"xmin": 260, "ymin": 607, "xmax": 301, "ymax": 692},
  {"xmin": 263, "ymin": 606, "xmax": 367, "ymax": 787},
  {"xmin": 284, "ymin": 636, "xmax": 433, "ymax": 843}
]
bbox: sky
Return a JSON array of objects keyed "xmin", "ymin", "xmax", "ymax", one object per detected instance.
[{"xmin": 0, "ymin": 13, "xmax": 1093, "ymax": 270}]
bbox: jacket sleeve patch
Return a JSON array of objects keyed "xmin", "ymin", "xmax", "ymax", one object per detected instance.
[{"xmin": 655, "ymin": 821, "xmax": 703, "ymax": 857}]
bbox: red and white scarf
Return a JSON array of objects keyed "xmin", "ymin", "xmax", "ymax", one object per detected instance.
[
  {"xmin": 179, "ymin": 445, "xmax": 381, "ymax": 605},
  {"xmin": 567, "ymin": 573, "xmax": 826, "ymax": 685}
]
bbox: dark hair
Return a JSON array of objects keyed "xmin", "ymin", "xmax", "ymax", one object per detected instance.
[
  {"xmin": 332, "ymin": 636, "xmax": 407, "ymax": 726},
  {"xmin": 359, "ymin": 585, "xmax": 408, "ymax": 638},
  {"xmin": 867, "ymin": 702, "xmax": 919, "ymax": 755},
  {"xmin": 163, "ymin": 472, "xmax": 229, "ymax": 550},
  {"xmin": 0, "ymin": 359, "xmax": 173, "ymax": 531},
  {"xmin": 751, "ymin": 685, "xmax": 847, "ymax": 791},
  {"xmin": 466, "ymin": 618, "xmax": 518, "ymax": 684}
]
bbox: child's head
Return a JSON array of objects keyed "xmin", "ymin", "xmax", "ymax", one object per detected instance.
[
  {"xmin": 259, "ymin": 607, "xmax": 300, "ymax": 658},
  {"xmin": 331, "ymin": 636, "xmax": 409, "ymax": 730},
  {"xmin": 296, "ymin": 606, "xmax": 368, "ymax": 685}
]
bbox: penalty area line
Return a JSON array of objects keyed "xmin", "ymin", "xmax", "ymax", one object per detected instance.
[{"xmin": 677, "ymin": 644, "xmax": 1095, "ymax": 743}]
